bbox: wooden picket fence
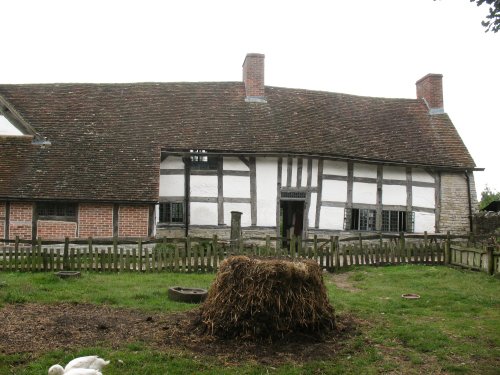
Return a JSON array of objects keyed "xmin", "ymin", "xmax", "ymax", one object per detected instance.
[{"xmin": 0, "ymin": 232, "xmax": 498, "ymax": 275}]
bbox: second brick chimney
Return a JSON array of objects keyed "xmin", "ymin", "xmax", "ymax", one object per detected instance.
[
  {"xmin": 416, "ymin": 73, "xmax": 444, "ymax": 114},
  {"xmin": 242, "ymin": 53, "xmax": 266, "ymax": 102}
]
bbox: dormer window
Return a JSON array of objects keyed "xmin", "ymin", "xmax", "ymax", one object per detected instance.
[{"xmin": 190, "ymin": 149, "xmax": 218, "ymax": 170}]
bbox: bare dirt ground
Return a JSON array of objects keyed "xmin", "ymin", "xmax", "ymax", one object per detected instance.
[{"xmin": 0, "ymin": 303, "xmax": 360, "ymax": 366}]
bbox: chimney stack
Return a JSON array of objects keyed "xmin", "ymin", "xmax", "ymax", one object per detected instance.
[
  {"xmin": 242, "ymin": 53, "xmax": 266, "ymax": 102},
  {"xmin": 416, "ymin": 73, "xmax": 444, "ymax": 114}
]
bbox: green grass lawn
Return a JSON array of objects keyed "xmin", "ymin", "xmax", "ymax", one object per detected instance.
[{"xmin": 0, "ymin": 266, "xmax": 498, "ymax": 374}]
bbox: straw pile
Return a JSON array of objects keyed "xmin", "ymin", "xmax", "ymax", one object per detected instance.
[{"xmin": 200, "ymin": 256, "xmax": 335, "ymax": 340}]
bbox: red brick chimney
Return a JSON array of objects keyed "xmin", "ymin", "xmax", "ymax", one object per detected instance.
[
  {"xmin": 242, "ymin": 53, "xmax": 266, "ymax": 102},
  {"xmin": 416, "ymin": 73, "xmax": 444, "ymax": 114}
]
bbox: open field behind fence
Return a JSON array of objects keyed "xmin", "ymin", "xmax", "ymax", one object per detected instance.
[{"xmin": 1, "ymin": 232, "xmax": 499, "ymax": 275}]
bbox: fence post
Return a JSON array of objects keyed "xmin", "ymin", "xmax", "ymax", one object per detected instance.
[
  {"xmin": 399, "ymin": 232, "xmax": 406, "ymax": 263},
  {"xmin": 444, "ymin": 231, "xmax": 451, "ymax": 265},
  {"xmin": 230, "ymin": 211, "xmax": 242, "ymax": 254},
  {"xmin": 39, "ymin": 237, "xmax": 47, "ymax": 272},
  {"xmin": 63, "ymin": 237, "xmax": 70, "ymax": 270},
  {"xmin": 486, "ymin": 245, "xmax": 494, "ymax": 275},
  {"xmin": 334, "ymin": 236, "xmax": 340, "ymax": 271}
]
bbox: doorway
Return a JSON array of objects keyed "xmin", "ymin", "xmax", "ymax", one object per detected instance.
[{"xmin": 280, "ymin": 200, "xmax": 305, "ymax": 240}]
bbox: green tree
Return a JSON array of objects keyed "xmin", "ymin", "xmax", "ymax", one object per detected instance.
[
  {"xmin": 470, "ymin": 0, "xmax": 500, "ymax": 32},
  {"xmin": 479, "ymin": 185, "xmax": 500, "ymax": 209}
]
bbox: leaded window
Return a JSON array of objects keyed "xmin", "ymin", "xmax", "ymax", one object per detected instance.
[
  {"xmin": 37, "ymin": 202, "xmax": 77, "ymax": 220},
  {"xmin": 381, "ymin": 210, "xmax": 414, "ymax": 232},
  {"xmin": 190, "ymin": 150, "xmax": 218, "ymax": 170},
  {"xmin": 159, "ymin": 202, "xmax": 184, "ymax": 224},
  {"xmin": 350, "ymin": 208, "xmax": 376, "ymax": 231}
]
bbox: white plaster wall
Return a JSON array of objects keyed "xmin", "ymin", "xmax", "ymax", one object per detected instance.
[
  {"xmin": 323, "ymin": 160, "xmax": 347, "ymax": 176},
  {"xmin": 223, "ymin": 176, "xmax": 250, "ymax": 198},
  {"xmin": 353, "ymin": 182, "xmax": 377, "ymax": 204},
  {"xmin": 322, "ymin": 180, "xmax": 348, "ymax": 202},
  {"xmin": 291, "ymin": 158, "xmax": 297, "ymax": 187},
  {"xmin": 383, "ymin": 166, "xmax": 406, "ymax": 180},
  {"xmin": 160, "ymin": 156, "xmax": 184, "ymax": 169},
  {"xmin": 223, "ymin": 157, "xmax": 249, "ymax": 171},
  {"xmin": 354, "ymin": 163, "xmax": 377, "ymax": 178},
  {"xmin": 256, "ymin": 157, "xmax": 277, "ymax": 227},
  {"xmin": 190, "ymin": 176, "xmax": 218, "ymax": 197},
  {"xmin": 190, "ymin": 202, "xmax": 218, "ymax": 225},
  {"xmin": 308, "ymin": 193, "xmax": 317, "ymax": 228},
  {"xmin": 160, "ymin": 175, "xmax": 184, "ymax": 197},
  {"xmin": 382, "ymin": 184, "xmax": 407, "ymax": 205},
  {"xmin": 301, "ymin": 161, "xmax": 308, "ymax": 187},
  {"xmin": 281, "ymin": 160, "xmax": 287, "ymax": 185},
  {"xmin": 319, "ymin": 206, "xmax": 345, "ymax": 230},
  {"xmin": 412, "ymin": 186, "xmax": 435, "ymax": 208},
  {"xmin": 311, "ymin": 159, "xmax": 318, "ymax": 187},
  {"xmin": 224, "ymin": 203, "xmax": 252, "ymax": 227},
  {"xmin": 414, "ymin": 212, "xmax": 436, "ymax": 233},
  {"xmin": 412, "ymin": 168, "xmax": 435, "ymax": 183}
]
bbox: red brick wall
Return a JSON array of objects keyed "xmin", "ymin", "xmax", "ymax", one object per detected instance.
[
  {"xmin": 37, "ymin": 220, "xmax": 77, "ymax": 240},
  {"xmin": 416, "ymin": 74, "xmax": 443, "ymax": 109},
  {"xmin": 118, "ymin": 205, "xmax": 149, "ymax": 237},
  {"xmin": 9, "ymin": 202, "xmax": 33, "ymax": 240},
  {"xmin": 243, "ymin": 53, "xmax": 265, "ymax": 97},
  {"xmin": 0, "ymin": 202, "xmax": 5, "ymax": 239},
  {"xmin": 78, "ymin": 203, "xmax": 114, "ymax": 238}
]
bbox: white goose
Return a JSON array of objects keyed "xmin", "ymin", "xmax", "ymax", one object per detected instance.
[
  {"xmin": 48, "ymin": 367, "xmax": 102, "ymax": 375},
  {"xmin": 48, "ymin": 355, "xmax": 109, "ymax": 375}
]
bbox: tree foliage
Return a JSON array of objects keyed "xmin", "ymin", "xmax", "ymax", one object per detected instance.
[
  {"xmin": 471, "ymin": 0, "xmax": 500, "ymax": 32},
  {"xmin": 479, "ymin": 185, "xmax": 500, "ymax": 210}
]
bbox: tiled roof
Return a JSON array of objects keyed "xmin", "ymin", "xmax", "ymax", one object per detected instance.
[{"xmin": 0, "ymin": 82, "xmax": 475, "ymax": 202}]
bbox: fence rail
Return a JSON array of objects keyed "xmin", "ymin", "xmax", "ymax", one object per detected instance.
[{"xmin": 0, "ymin": 232, "xmax": 498, "ymax": 275}]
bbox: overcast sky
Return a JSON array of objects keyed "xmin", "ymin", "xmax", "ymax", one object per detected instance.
[{"xmin": 1, "ymin": 0, "xmax": 498, "ymax": 198}]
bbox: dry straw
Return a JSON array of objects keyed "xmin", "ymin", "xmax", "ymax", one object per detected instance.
[{"xmin": 200, "ymin": 256, "xmax": 335, "ymax": 340}]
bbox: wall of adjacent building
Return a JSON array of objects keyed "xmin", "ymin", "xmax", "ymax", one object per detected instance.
[{"xmin": 0, "ymin": 202, "xmax": 151, "ymax": 240}]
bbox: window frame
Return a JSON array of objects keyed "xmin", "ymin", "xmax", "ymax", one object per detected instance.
[
  {"xmin": 159, "ymin": 202, "xmax": 185, "ymax": 224},
  {"xmin": 381, "ymin": 210, "xmax": 414, "ymax": 233},
  {"xmin": 37, "ymin": 202, "xmax": 78, "ymax": 222},
  {"xmin": 189, "ymin": 149, "xmax": 218, "ymax": 170},
  {"xmin": 349, "ymin": 208, "xmax": 377, "ymax": 231}
]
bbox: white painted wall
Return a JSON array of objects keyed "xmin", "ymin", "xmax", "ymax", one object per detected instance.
[
  {"xmin": 319, "ymin": 206, "xmax": 344, "ymax": 230},
  {"xmin": 301, "ymin": 161, "xmax": 308, "ymax": 187},
  {"xmin": 160, "ymin": 175, "xmax": 184, "ymax": 197},
  {"xmin": 224, "ymin": 203, "xmax": 252, "ymax": 227},
  {"xmin": 353, "ymin": 163, "xmax": 377, "ymax": 178},
  {"xmin": 382, "ymin": 184, "xmax": 407, "ymax": 205},
  {"xmin": 414, "ymin": 212, "xmax": 435, "ymax": 233},
  {"xmin": 412, "ymin": 168, "xmax": 435, "ymax": 183},
  {"xmin": 311, "ymin": 159, "xmax": 318, "ymax": 187},
  {"xmin": 160, "ymin": 156, "xmax": 184, "ymax": 169},
  {"xmin": 353, "ymin": 182, "xmax": 377, "ymax": 204},
  {"xmin": 281, "ymin": 161, "xmax": 287, "ymax": 186},
  {"xmin": 291, "ymin": 158, "xmax": 297, "ymax": 187},
  {"xmin": 308, "ymin": 192, "xmax": 317, "ymax": 228},
  {"xmin": 190, "ymin": 175, "xmax": 218, "ymax": 197},
  {"xmin": 223, "ymin": 157, "xmax": 249, "ymax": 171},
  {"xmin": 412, "ymin": 186, "xmax": 435, "ymax": 208},
  {"xmin": 256, "ymin": 157, "xmax": 277, "ymax": 227},
  {"xmin": 383, "ymin": 166, "xmax": 406, "ymax": 180},
  {"xmin": 323, "ymin": 160, "xmax": 347, "ymax": 176},
  {"xmin": 322, "ymin": 180, "xmax": 348, "ymax": 202},
  {"xmin": 190, "ymin": 202, "xmax": 218, "ymax": 225},
  {"xmin": 223, "ymin": 176, "xmax": 250, "ymax": 198}
]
